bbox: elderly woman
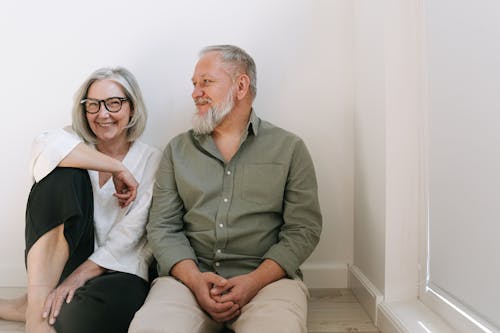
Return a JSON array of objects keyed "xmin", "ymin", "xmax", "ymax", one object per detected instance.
[{"xmin": 0, "ymin": 67, "xmax": 161, "ymax": 333}]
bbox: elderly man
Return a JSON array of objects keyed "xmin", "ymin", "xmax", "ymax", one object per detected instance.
[{"xmin": 129, "ymin": 45, "xmax": 322, "ymax": 333}]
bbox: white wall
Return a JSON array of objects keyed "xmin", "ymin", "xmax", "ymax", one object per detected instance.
[
  {"xmin": 353, "ymin": 0, "xmax": 422, "ymax": 301},
  {"xmin": 423, "ymin": 0, "xmax": 500, "ymax": 330},
  {"xmin": 0, "ymin": 0, "xmax": 354, "ymax": 287},
  {"xmin": 353, "ymin": 0, "xmax": 387, "ymax": 294},
  {"xmin": 353, "ymin": 1, "xmax": 499, "ymax": 331}
]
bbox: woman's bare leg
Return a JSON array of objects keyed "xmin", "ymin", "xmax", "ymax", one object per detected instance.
[
  {"xmin": 25, "ymin": 224, "xmax": 68, "ymax": 333},
  {"xmin": 0, "ymin": 293, "xmax": 27, "ymax": 321}
]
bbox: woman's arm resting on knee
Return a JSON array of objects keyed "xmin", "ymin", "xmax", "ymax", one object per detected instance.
[
  {"xmin": 60, "ymin": 143, "xmax": 138, "ymax": 207},
  {"xmin": 31, "ymin": 128, "xmax": 137, "ymax": 205},
  {"xmin": 43, "ymin": 259, "xmax": 105, "ymax": 325}
]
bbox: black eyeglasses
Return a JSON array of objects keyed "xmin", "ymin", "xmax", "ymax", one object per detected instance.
[{"xmin": 80, "ymin": 97, "xmax": 129, "ymax": 114}]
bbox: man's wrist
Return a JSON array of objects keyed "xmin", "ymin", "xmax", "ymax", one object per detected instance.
[
  {"xmin": 249, "ymin": 259, "xmax": 286, "ymax": 290},
  {"xmin": 170, "ymin": 259, "xmax": 201, "ymax": 290}
]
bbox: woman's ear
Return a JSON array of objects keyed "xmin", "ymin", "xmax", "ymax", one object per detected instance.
[{"xmin": 129, "ymin": 104, "xmax": 135, "ymax": 119}]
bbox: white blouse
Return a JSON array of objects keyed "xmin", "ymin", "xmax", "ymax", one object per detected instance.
[{"xmin": 30, "ymin": 127, "xmax": 162, "ymax": 281}]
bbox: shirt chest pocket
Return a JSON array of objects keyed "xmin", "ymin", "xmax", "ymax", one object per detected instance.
[{"xmin": 241, "ymin": 163, "xmax": 285, "ymax": 205}]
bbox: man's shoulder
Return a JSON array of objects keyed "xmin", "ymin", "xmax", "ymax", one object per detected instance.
[
  {"xmin": 258, "ymin": 118, "xmax": 303, "ymax": 143},
  {"xmin": 163, "ymin": 130, "xmax": 198, "ymax": 155},
  {"xmin": 167, "ymin": 130, "xmax": 194, "ymax": 146}
]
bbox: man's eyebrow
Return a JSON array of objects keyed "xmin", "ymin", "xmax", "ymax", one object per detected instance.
[{"xmin": 192, "ymin": 74, "xmax": 215, "ymax": 82}]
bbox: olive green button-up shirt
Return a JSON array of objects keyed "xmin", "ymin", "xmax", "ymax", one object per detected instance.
[{"xmin": 147, "ymin": 111, "xmax": 322, "ymax": 279}]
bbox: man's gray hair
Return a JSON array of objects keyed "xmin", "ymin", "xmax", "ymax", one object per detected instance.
[
  {"xmin": 200, "ymin": 45, "xmax": 257, "ymax": 100},
  {"xmin": 72, "ymin": 67, "xmax": 147, "ymax": 144}
]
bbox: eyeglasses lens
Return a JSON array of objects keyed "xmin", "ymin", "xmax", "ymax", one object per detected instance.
[{"xmin": 83, "ymin": 98, "xmax": 125, "ymax": 113}]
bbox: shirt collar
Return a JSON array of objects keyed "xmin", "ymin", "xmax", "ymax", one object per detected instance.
[
  {"xmin": 246, "ymin": 109, "xmax": 260, "ymax": 137},
  {"xmin": 190, "ymin": 109, "xmax": 260, "ymax": 163}
]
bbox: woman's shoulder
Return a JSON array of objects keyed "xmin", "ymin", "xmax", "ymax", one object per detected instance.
[
  {"xmin": 34, "ymin": 125, "xmax": 81, "ymax": 142},
  {"xmin": 130, "ymin": 140, "xmax": 162, "ymax": 164},
  {"xmin": 132, "ymin": 140, "xmax": 161, "ymax": 155}
]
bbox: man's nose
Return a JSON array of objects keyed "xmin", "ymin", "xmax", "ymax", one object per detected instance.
[{"xmin": 192, "ymin": 85, "xmax": 204, "ymax": 99}]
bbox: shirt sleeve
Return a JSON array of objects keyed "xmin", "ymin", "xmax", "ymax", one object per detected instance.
[
  {"xmin": 262, "ymin": 138, "xmax": 323, "ymax": 278},
  {"xmin": 30, "ymin": 126, "xmax": 82, "ymax": 182},
  {"xmin": 146, "ymin": 143, "xmax": 198, "ymax": 276},
  {"xmin": 88, "ymin": 148, "xmax": 162, "ymax": 280}
]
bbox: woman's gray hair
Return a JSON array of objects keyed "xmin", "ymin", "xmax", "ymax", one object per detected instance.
[
  {"xmin": 200, "ymin": 45, "xmax": 257, "ymax": 100},
  {"xmin": 72, "ymin": 67, "xmax": 147, "ymax": 144}
]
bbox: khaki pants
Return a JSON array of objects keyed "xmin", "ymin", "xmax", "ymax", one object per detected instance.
[{"xmin": 129, "ymin": 276, "xmax": 309, "ymax": 333}]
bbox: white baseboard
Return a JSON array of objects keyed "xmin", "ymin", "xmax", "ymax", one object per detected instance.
[
  {"xmin": 301, "ymin": 262, "xmax": 348, "ymax": 288},
  {"xmin": 348, "ymin": 266, "xmax": 457, "ymax": 333},
  {"xmin": 349, "ymin": 265, "xmax": 383, "ymax": 325},
  {"xmin": 378, "ymin": 300, "xmax": 458, "ymax": 333},
  {"xmin": 378, "ymin": 302, "xmax": 409, "ymax": 333},
  {"xmin": 347, "ymin": 266, "xmax": 473, "ymax": 333}
]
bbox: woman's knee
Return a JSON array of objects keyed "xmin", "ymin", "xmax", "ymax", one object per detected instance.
[
  {"xmin": 27, "ymin": 167, "xmax": 93, "ymax": 218},
  {"xmin": 25, "ymin": 167, "xmax": 94, "ymax": 268},
  {"xmin": 33, "ymin": 167, "xmax": 91, "ymax": 199},
  {"xmin": 55, "ymin": 273, "xmax": 148, "ymax": 333}
]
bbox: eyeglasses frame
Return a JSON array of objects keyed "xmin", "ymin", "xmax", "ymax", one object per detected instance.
[{"xmin": 80, "ymin": 97, "xmax": 129, "ymax": 114}]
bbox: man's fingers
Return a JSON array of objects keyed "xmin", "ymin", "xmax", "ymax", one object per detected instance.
[
  {"xmin": 210, "ymin": 300, "xmax": 237, "ymax": 314},
  {"xmin": 210, "ymin": 283, "xmax": 233, "ymax": 296},
  {"xmin": 211, "ymin": 303, "xmax": 240, "ymax": 322},
  {"xmin": 204, "ymin": 272, "xmax": 228, "ymax": 289},
  {"xmin": 213, "ymin": 292, "xmax": 235, "ymax": 304}
]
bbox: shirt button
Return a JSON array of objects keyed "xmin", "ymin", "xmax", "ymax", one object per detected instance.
[
  {"xmin": 223, "ymin": 198, "xmax": 228, "ymax": 203},
  {"xmin": 226, "ymin": 170, "xmax": 231, "ymax": 175},
  {"xmin": 215, "ymin": 262, "xmax": 220, "ymax": 267},
  {"xmin": 219, "ymin": 224, "xmax": 224, "ymax": 228},
  {"xmin": 217, "ymin": 249, "xmax": 222, "ymax": 253}
]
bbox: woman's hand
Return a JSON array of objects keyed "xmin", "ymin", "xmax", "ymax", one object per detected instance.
[
  {"xmin": 42, "ymin": 260, "xmax": 105, "ymax": 325},
  {"xmin": 42, "ymin": 272, "xmax": 85, "ymax": 325},
  {"xmin": 112, "ymin": 168, "xmax": 138, "ymax": 207},
  {"xmin": 57, "ymin": 142, "xmax": 138, "ymax": 208}
]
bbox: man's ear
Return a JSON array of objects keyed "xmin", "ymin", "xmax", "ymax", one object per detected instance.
[{"xmin": 235, "ymin": 74, "xmax": 251, "ymax": 100}]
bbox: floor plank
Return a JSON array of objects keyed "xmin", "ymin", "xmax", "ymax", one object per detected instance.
[
  {"xmin": 308, "ymin": 289, "xmax": 379, "ymax": 333},
  {"xmin": 0, "ymin": 287, "xmax": 379, "ymax": 333}
]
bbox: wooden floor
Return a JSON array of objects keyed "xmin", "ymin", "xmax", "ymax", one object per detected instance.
[
  {"xmin": 0, "ymin": 287, "xmax": 379, "ymax": 333},
  {"xmin": 308, "ymin": 289, "xmax": 379, "ymax": 333}
]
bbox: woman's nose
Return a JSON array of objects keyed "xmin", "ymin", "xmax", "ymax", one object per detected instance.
[{"xmin": 97, "ymin": 101, "xmax": 109, "ymax": 116}]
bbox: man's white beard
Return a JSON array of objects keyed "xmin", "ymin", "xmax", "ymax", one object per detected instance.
[{"xmin": 192, "ymin": 89, "xmax": 235, "ymax": 135}]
